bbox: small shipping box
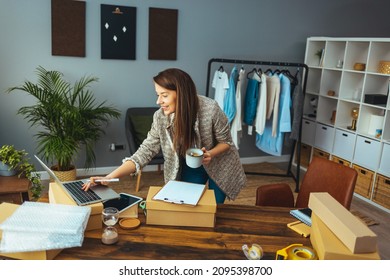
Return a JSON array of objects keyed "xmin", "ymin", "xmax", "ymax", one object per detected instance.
[
  {"xmin": 49, "ymin": 183, "xmax": 138, "ymax": 231},
  {"xmin": 0, "ymin": 202, "xmax": 62, "ymax": 260},
  {"xmin": 308, "ymin": 192, "xmax": 377, "ymax": 254},
  {"xmin": 310, "ymin": 213, "xmax": 380, "ymax": 260},
  {"xmin": 146, "ymin": 186, "xmax": 216, "ymax": 227}
]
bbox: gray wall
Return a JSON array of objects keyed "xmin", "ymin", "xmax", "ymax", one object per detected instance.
[{"xmin": 1, "ymin": 0, "xmax": 390, "ymax": 171}]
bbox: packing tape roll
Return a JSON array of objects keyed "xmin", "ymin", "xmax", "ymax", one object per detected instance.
[
  {"xmin": 286, "ymin": 245, "xmax": 317, "ymax": 260},
  {"xmin": 276, "ymin": 244, "xmax": 317, "ymax": 260},
  {"xmin": 242, "ymin": 244, "xmax": 264, "ymax": 260}
]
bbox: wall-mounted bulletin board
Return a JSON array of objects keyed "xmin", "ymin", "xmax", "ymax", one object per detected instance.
[
  {"xmin": 148, "ymin": 7, "xmax": 178, "ymax": 60},
  {"xmin": 101, "ymin": 4, "xmax": 137, "ymax": 60},
  {"xmin": 51, "ymin": 0, "xmax": 86, "ymax": 57}
]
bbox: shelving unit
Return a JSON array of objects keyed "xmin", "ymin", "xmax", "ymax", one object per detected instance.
[{"xmin": 296, "ymin": 37, "xmax": 390, "ymax": 212}]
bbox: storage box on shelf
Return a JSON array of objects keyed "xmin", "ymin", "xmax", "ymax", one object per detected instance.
[
  {"xmin": 372, "ymin": 174, "xmax": 390, "ymax": 209},
  {"xmin": 378, "ymin": 143, "xmax": 390, "ymax": 176},
  {"xmin": 294, "ymin": 143, "xmax": 312, "ymax": 168},
  {"xmin": 352, "ymin": 164, "xmax": 374, "ymax": 199},
  {"xmin": 331, "ymin": 155, "xmax": 351, "ymax": 167},
  {"xmin": 332, "ymin": 129, "xmax": 356, "ymax": 161},
  {"xmin": 301, "ymin": 118, "xmax": 316, "ymax": 145},
  {"xmin": 295, "ymin": 37, "xmax": 390, "ymax": 211},
  {"xmin": 312, "ymin": 148, "xmax": 330, "ymax": 160},
  {"xmin": 353, "ymin": 136, "xmax": 382, "ymax": 170},
  {"xmin": 314, "ymin": 123, "xmax": 335, "ymax": 152}
]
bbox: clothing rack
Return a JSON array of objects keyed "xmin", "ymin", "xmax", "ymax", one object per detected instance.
[{"xmin": 205, "ymin": 58, "xmax": 309, "ymax": 192}]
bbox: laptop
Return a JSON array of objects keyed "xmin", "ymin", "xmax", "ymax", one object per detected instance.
[{"xmin": 35, "ymin": 155, "xmax": 120, "ymax": 206}]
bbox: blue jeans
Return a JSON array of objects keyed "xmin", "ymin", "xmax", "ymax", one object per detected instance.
[{"xmin": 181, "ymin": 162, "xmax": 226, "ymax": 204}]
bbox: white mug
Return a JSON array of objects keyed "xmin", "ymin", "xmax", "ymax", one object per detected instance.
[{"xmin": 185, "ymin": 148, "xmax": 204, "ymax": 168}]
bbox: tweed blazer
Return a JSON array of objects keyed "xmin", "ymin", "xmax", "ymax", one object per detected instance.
[{"xmin": 123, "ymin": 95, "xmax": 247, "ymax": 200}]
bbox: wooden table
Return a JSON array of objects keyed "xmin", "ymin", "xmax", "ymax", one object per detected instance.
[
  {"xmin": 0, "ymin": 176, "xmax": 30, "ymax": 204},
  {"xmin": 55, "ymin": 204, "xmax": 311, "ymax": 260}
]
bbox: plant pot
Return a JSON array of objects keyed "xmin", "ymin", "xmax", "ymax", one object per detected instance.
[
  {"xmin": 51, "ymin": 165, "xmax": 77, "ymax": 182},
  {"xmin": 0, "ymin": 161, "xmax": 17, "ymax": 176}
]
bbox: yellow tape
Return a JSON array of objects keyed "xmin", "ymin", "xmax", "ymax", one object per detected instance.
[{"xmin": 276, "ymin": 244, "xmax": 317, "ymax": 260}]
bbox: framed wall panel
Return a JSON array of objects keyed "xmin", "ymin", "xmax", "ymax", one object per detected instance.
[
  {"xmin": 101, "ymin": 4, "xmax": 137, "ymax": 60},
  {"xmin": 51, "ymin": 0, "xmax": 86, "ymax": 57},
  {"xmin": 148, "ymin": 8, "xmax": 178, "ymax": 60}
]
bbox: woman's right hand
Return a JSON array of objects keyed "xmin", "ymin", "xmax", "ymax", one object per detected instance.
[{"xmin": 82, "ymin": 176, "xmax": 110, "ymax": 191}]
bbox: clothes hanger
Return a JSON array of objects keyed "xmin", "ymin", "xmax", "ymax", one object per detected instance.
[
  {"xmin": 218, "ymin": 64, "xmax": 224, "ymax": 72},
  {"xmin": 247, "ymin": 67, "xmax": 258, "ymax": 79},
  {"xmin": 282, "ymin": 68, "xmax": 299, "ymax": 85},
  {"xmin": 281, "ymin": 69, "xmax": 292, "ymax": 78}
]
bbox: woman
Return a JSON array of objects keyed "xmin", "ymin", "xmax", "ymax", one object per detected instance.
[{"xmin": 83, "ymin": 68, "xmax": 246, "ymax": 203}]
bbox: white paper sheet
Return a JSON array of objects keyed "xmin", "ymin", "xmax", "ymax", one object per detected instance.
[{"xmin": 152, "ymin": 180, "xmax": 206, "ymax": 206}]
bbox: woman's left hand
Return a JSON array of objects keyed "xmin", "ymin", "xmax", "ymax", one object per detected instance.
[{"xmin": 201, "ymin": 147, "xmax": 212, "ymax": 165}]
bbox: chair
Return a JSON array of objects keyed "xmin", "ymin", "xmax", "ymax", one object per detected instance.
[
  {"xmin": 125, "ymin": 107, "xmax": 164, "ymax": 192},
  {"xmin": 255, "ymin": 157, "xmax": 358, "ymax": 209}
]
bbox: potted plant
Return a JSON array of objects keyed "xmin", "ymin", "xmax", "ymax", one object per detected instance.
[
  {"xmin": 0, "ymin": 144, "xmax": 44, "ymax": 199},
  {"xmin": 6, "ymin": 66, "xmax": 121, "ymax": 180}
]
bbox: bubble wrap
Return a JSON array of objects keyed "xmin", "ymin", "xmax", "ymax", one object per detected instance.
[{"xmin": 0, "ymin": 201, "xmax": 91, "ymax": 253}]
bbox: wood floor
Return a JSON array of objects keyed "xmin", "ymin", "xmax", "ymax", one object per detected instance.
[{"xmin": 42, "ymin": 161, "xmax": 390, "ymax": 259}]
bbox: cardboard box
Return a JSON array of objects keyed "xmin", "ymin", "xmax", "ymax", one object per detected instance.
[
  {"xmin": 308, "ymin": 192, "xmax": 377, "ymax": 253},
  {"xmin": 146, "ymin": 186, "xmax": 216, "ymax": 227},
  {"xmin": 0, "ymin": 202, "xmax": 62, "ymax": 260},
  {"xmin": 49, "ymin": 183, "xmax": 138, "ymax": 231},
  {"xmin": 310, "ymin": 213, "xmax": 380, "ymax": 260}
]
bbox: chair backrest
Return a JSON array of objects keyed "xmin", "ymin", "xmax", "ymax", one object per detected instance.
[
  {"xmin": 125, "ymin": 107, "xmax": 164, "ymax": 164},
  {"xmin": 295, "ymin": 156, "xmax": 358, "ymax": 209},
  {"xmin": 256, "ymin": 183, "xmax": 294, "ymax": 207}
]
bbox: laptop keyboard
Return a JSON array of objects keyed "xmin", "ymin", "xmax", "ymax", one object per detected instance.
[{"xmin": 63, "ymin": 181, "xmax": 101, "ymax": 204}]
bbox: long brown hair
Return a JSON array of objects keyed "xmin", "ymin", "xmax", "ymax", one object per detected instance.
[{"xmin": 153, "ymin": 68, "xmax": 199, "ymax": 156}]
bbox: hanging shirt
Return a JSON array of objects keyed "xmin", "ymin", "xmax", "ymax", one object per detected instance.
[
  {"xmin": 278, "ymin": 74, "xmax": 292, "ymax": 133},
  {"xmin": 212, "ymin": 70, "xmax": 229, "ymax": 110},
  {"xmin": 231, "ymin": 68, "xmax": 245, "ymax": 149},
  {"xmin": 266, "ymin": 74, "xmax": 281, "ymax": 137},
  {"xmin": 289, "ymin": 76, "xmax": 302, "ymax": 140},
  {"xmin": 254, "ymin": 73, "xmax": 267, "ymax": 135},
  {"xmin": 224, "ymin": 66, "xmax": 238, "ymax": 123},
  {"xmin": 255, "ymin": 74, "xmax": 291, "ymax": 156},
  {"xmin": 243, "ymin": 71, "xmax": 261, "ymax": 134}
]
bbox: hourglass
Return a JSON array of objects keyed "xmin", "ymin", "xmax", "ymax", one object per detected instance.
[{"xmin": 101, "ymin": 207, "xmax": 119, "ymax": 245}]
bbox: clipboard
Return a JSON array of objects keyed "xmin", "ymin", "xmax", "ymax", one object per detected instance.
[
  {"xmin": 152, "ymin": 180, "xmax": 207, "ymax": 206},
  {"xmin": 287, "ymin": 220, "xmax": 311, "ymax": 238}
]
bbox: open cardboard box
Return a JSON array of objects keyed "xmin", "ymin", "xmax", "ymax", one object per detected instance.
[
  {"xmin": 146, "ymin": 186, "xmax": 217, "ymax": 227},
  {"xmin": 0, "ymin": 202, "xmax": 62, "ymax": 260}
]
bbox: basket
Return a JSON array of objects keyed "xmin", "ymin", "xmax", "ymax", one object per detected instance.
[
  {"xmin": 51, "ymin": 166, "xmax": 77, "ymax": 182},
  {"xmin": 378, "ymin": 61, "xmax": 390, "ymax": 74}
]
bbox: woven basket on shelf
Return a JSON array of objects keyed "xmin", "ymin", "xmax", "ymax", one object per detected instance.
[{"xmin": 378, "ymin": 60, "xmax": 390, "ymax": 74}]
